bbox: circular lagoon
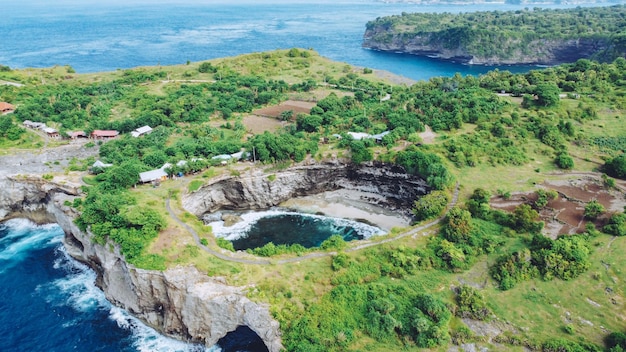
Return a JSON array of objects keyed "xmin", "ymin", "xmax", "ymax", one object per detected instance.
[{"xmin": 208, "ymin": 210, "xmax": 385, "ymax": 251}]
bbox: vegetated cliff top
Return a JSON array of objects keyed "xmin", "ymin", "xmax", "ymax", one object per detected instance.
[{"xmin": 364, "ymin": 5, "xmax": 626, "ymax": 64}]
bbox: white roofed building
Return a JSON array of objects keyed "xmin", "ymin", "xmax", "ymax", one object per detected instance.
[{"xmin": 131, "ymin": 125, "xmax": 153, "ymax": 138}]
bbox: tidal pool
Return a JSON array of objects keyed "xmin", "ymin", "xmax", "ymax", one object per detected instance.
[{"xmin": 208, "ymin": 210, "xmax": 385, "ymax": 251}]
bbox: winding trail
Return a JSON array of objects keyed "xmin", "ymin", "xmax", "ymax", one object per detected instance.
[{"xmin": 165, "ymin": 182, "xmax": 460, "ymax": 265}]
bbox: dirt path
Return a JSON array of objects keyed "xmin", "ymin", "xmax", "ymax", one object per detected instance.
[{"xmin": 165, "ymin": 183, "xmax": 459, "ymax": 265}]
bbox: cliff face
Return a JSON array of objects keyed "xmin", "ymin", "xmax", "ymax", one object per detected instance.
[
  {"xmin": 0, "ymin": 176, "xmax": 282, "ymax": 352},
  {"xmin": 362, "ymin": 27, "xmax": 610, "ymax": 65},
  {"xmin": 183, "ymin": 162, "xmax": 428, "ymax": 217}
]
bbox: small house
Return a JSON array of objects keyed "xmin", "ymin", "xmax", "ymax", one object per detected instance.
[
  {"xmin": 371, "ymin": 131, "xmax": 390, "ymax": 144},
  {"xmin": 68, "ymin": 131, "xmax": 87, "ymax": 139},
  {"xmin": 347, "ymin": 132, "xmax": 370, "ymax": 140},
  {"xmin": 131, "ymin": 125, "xmax": 153, "ymax": 138},
  {"xmin": 23, "ymin": 120, "xmax": 45, "ymax": 129},
  {"xmin": 139, "ymin": 169, "xmax": 168, "ymax": 184},
  {"xmin": 0, "ymin": 102, "xmax": 15, "ymax": 114},
  {"xmin": 43, "ymin": 127, "xmax": 60, "ymax": 139},
  {"xmin": 91, "ymin": 130, "xmax": 119, "ymax": 140}
]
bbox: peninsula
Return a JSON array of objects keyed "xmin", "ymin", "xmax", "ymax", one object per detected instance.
[
  {"xmin": 1, "ymin": 49, "xmax": 625, "ymax": 351},
  {"xmin": 363, "ymin": 5, "xmax": 626, "ymax": 65}
]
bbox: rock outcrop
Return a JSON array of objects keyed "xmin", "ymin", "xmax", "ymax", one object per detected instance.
[
  {"xmin": 362, "ymin": 27, "xmax": 611, "ymax": 65},
  {"xmin": 183, "ymin": 162, "xmax": 428, "ymax": 217},
  {"xmin": 0, "ymin": 175, "xmax": 283, "ymax": 352}
]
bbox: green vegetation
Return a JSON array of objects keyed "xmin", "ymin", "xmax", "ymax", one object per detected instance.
[
  {"xmin": 366, "ymin": 6, "xmax": 626, "ymax": 62},
  {"xmin": 604, "ymin": 212, "xmax": 626, "ymax": 236},
  {"xmin": 2, "ymin": 48, "xmax": 626, "ymax": 351},
  {"xmin": 455, "ymin": 285, "xmax": 491, "ymax": 320}
]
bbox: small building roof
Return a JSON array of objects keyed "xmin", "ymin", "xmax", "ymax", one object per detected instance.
[
  {"xmin": 230, "ymin": 151, "xmax": 245, "ymax": 160},
  {"xmin": 69, "ymin": 131, "xmax": 87, "ymax": 138},
  {"xmin": 211, "ymin": 154, "xmax": 232, "ymax": 160},
  {"xmin": 135, "ymin": 125, "xmax": 152, "ymax": 134},
  {"xmin": 131, "ymin": 125, "xmax": 152, "ymax": 137},
  {"xmin": 347, "ymin": 132, "xmax": 370, "ymax": 140},
  {"xmin": 139, "ymin": 169, "xmax": 168, "ymax": 183},
  {"xmin": 371, "ymin": 131, "xmax": 390, "ymax": 140},
  {"xmin": 23, "ymin": 120, "xmax": 45, "ymax": 128},
  {"xmin": 92, "ymin": 160, "xmax": 113, "ymax": 168},
  {"xmin": 43, "ymin": 127, "xmax": 58, "ymax": 134},
  {"xmin": 91, "ymin": 130, "xmax": 119, "ymax": 138},
  {"xmin": 0, "ymin": 102, "xmax": 15, "ymax": 111}
]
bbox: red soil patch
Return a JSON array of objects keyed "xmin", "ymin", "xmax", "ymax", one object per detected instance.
[
  {"xmin": 252, "ymin": 100, "xmax": 315, "ymax": 118},
  {"xmin": 490, "ymin": 175, "xmax": 625, "ymax": 238}
]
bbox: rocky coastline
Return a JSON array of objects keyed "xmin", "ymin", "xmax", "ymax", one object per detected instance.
[
  {"xmin": 0, "ymin": 175, "xmax": 283, "ymax": 352},
  {"xmin": 0, "ymin": 162, "xmax": 427, "ymax": 352},
  {"xmin": 362, "ymin": 28, "xmax": 611, "ymax": 65}
]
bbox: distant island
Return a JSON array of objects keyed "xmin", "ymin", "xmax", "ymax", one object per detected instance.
[{"xmin": 363, "ymin": 5, "xmax": 626, "ymax": 65}]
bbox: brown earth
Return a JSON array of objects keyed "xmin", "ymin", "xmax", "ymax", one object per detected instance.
[
  {"xmin": 241, "ymin": 115, "xmax": 288, "ymax": 135},
  {"xmin": 252, "ymin": 100, "xmax": 315, "ymax": 118},
  {"xmin": 490, "ymin": 175, "xmax": 626, "ymax": 238}
]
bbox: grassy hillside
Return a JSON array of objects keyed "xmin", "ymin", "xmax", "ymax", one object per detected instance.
[{"xmin": 1, "ymin": 50, "xmax": 625, "ymax": 351}]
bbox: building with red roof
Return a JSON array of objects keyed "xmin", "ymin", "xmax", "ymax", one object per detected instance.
[
  {"xmin": 0, "ymin": 102, "xmax": 15, "ymax": 114},
  {"xmin": 91, "ymin": 130, "xmax": 119, "ymax": 140}
]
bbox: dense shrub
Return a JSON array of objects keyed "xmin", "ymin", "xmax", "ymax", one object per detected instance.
[
  {"xmin": 412, "ymin": 191, "xmax": 450, "ymax": 221},
  {"xmin": 604, "ymin": 213, "xmax": 626, "ymax": 236},
  {"xmin": 455, "ymin": 285, "xmax": 491, "ymax": 320},
  {"xmin": 604, "ymin": 154, "xmax": 626, "ymax": 180}
]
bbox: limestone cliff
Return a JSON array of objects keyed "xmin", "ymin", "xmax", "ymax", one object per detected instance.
[
  {"xmin": 362, "ymin": 27, "xmax": 611, "ymax": 65},
  {"xmin": 183, "ymin": 162, "xmax": 428, "ymax": 217},
  {"xmin": 0, "ymin": 175, "xmax": 283, "ymax": 352}
]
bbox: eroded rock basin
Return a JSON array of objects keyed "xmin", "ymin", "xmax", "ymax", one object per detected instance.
[{"xmin": 185, "ymin": 162, "xmax": 426, "ymax": 249}]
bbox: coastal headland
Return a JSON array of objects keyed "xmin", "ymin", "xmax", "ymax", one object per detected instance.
[{"xmin": 0, "ymin": 48, "xmax": 625, "ymax": 351}]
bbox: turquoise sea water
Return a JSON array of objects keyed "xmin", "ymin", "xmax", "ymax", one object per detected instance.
[{"xmin": 0, "ymin": 1, "xmax": 595, "ymax": 80}]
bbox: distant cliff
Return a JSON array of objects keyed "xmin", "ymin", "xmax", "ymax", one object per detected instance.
[{"xmin": 363, "ymin": 6, "xmax": 626, "ymax": 65}]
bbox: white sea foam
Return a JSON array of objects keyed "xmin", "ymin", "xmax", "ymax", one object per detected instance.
[
  {"xmin": 51, "ymin": 245, "xmax": 216, "ymax": 352},
  {"xmin": 0, "ymin": 219, "xmax": 63, "ymax": 273},
  {"xmin": 209, "ymin": 209, "xmax": 385, "ymax": 242}
]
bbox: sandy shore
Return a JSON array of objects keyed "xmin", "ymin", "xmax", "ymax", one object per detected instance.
[{"xmin": 280, "ymin": 189, "xmax": 412, "ymax": 231}]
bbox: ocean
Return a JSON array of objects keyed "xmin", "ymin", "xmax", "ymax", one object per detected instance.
[
  {"xmin": 0, "ymin": 0, "xmax": 595, "ymax": 80},
  {"xmin": 0, "ymin": 219, "xmax": 213, "ymax": 352},
  {"xmin": 0, "ymin": 1, "xmax": 610, "ymax": 351}
]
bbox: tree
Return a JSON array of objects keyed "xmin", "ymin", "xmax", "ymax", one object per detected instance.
[
  {"xmin": 349, "ymin": 140, "xmax": 373, "ymax": 164},
  {"xmin": 413, "ymin": 191, "xmax": 450, "ymax": 221},
  {"xmin": 535, "ymin": 82, "xmax": 560, "ymax": 107},
  {"xmin": 443, "ymin": 207, "xmax": 473, "ymax": 243},
  {"xmin": 455, "ymin": 285, "xmax": 491, "ymax": 320},
  {"xmin": 512, "ymin": 204, "xmax": 543, "ymax": 233},
  {"xmin": 555, "ymin": 152, "xmax": 574, "ymax": 169},
  {"xmin": 604, "ymin": 154, "xmax": 626, "ymax": 180},
  {"xmin": 467, "ymin": 188, "xmax": 491, "ymax": 218},
  {"xmin": 604, "ymin": 213, "xmax": 626, "ymax": 236},
  {"xmin": 584, "ymin": 200, "xmax": 605, "ymax": 220}
]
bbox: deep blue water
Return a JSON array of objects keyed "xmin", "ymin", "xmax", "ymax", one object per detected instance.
[
  {"xmin": 0, "ymin": 219, "xmax": 260, "ymax": 352},
  {"xmin": 231, "ymin": 213, "xmax": 367, "ymax": 250},
  {"xmin": 208, "ymin": 210, "xmax": 385, "ymax": 250},
  {"xmin": 0, "ymin": 0, "xmax": 602, "ymax": 81}
]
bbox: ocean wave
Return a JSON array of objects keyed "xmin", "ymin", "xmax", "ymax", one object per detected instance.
[
  {"xmin": 209, "ymin": 209, "xmax": 385, "ymax": 242},
  {"xmin": 0, "ymin": 219, "xmax": 63, "ymax": 273},
  {"xmin": 51, "ymin": 245, "xmax": 217, "ymax": 352}
]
